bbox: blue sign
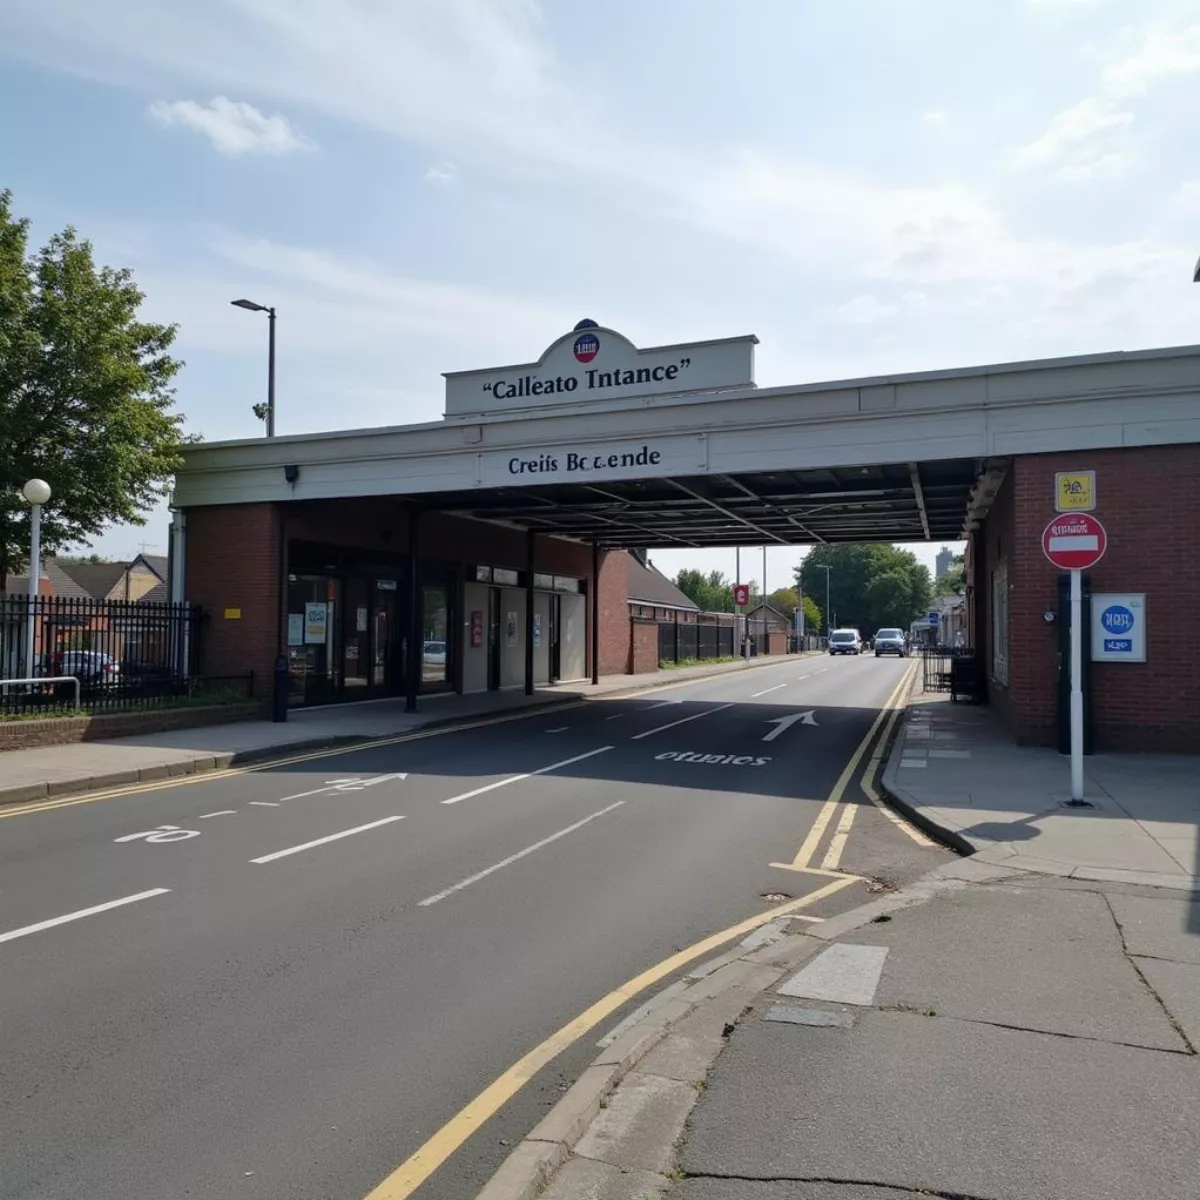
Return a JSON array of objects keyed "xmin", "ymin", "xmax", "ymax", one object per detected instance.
[
  {"xmin": 573, "ymin": 333, "xmax": 600, "ymax": 364},
  {"xmin": 1100, "ymin": 605, "xmax": 1134, "ymax": 635},
  {"xmin": 1104, "ymin": 638, "xmax": 1133, "ymax": 653},
  {"xmin": 928, "ymin": 610, "xmax": 940, "ymax": 625}
]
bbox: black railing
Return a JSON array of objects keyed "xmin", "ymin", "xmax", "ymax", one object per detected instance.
[
  {"xmin": 655, "ymin": 616, "xmax": 790, "ymax": 665},
  {"xmin": 0, "ymin": 595, "xmax": 253, "ymax": 717},
  {"xmin": 920, "ymin": 643, "xmax": 980, "ymax": 700}
]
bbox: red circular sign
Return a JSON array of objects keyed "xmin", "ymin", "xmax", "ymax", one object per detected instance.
[
  {"xmin": 1042, "ymin": 512, "xmax": 1107, "ymax": 570},
  {"xmin": 733, "ymin": 583, "xmax": 750, "ymax": 607}
]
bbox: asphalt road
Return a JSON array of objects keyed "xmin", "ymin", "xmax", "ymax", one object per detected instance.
[{"xmin": 1, "ymin": 653, "xmax": 951, "ymax": 1200}]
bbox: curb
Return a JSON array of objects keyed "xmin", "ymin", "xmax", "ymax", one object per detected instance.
[
  {"xmin": 474, "ymin": 866, "xmax": 971, "ymax": 1200},
  {"xmin": 0, "ymin": 654, "xmax": 819, "ymax": 810}
]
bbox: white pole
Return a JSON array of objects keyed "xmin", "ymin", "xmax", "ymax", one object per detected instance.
[
  {"xmin": 1069, "ymin": 567, "xmax": 1084, "ymax": 802},
  {"xmin": 25, "ymin": 503, "xmax": 41, "ymax": 677}
]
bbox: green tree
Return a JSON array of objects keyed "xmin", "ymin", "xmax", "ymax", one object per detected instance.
[
  {"xmin": 796, "ymin": 544, "xmax": 932, "ymax": 634},
  {"xmin": 674, "ymin": 568, "xmax": 735, "ymax": 612},
  {"xmin": 767, "ymin": 585, "xmax": 821, "ymax": 633},
  {"xmin": 0, "ymin": 189, "xmax": 186, "ymax": 581},
  {"xmin": 935, "ymin": 553, "xmax": 966, "ymax": 597}
]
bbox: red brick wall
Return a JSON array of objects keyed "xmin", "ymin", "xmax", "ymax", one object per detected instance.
[
  {"xmin": 630, "ymin": 618, "xmax": 659, "ymax": 674},
  {"xmin": 598, "ymin": 550, "xmax": 631, "ymax": 675},
  {"xmin": 185, "ymin": 503, "xmax": 280, "ymax": 689},
  {"xmin": 767, "ymin": 630, "xmax": 788, "ymax": 655},
  {"xmin": 981, "ymin": 445, "xmax": 1200, "ymax": 752}
]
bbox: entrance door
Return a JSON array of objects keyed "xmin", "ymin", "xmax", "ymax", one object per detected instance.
[
  {"xmin": 549, "ymin": 594, "xmax": 562, "ymax": 683},
  {"xmin": 372, "ymin": 585, "xmax": 399, "ymax": 693},
  {"xmin": 487, "ymin": 587, "xmax": 501, "ymax": 690}
]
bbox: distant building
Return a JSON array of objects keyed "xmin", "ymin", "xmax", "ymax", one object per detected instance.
[{"xmin": 935, "ymin": 546, "xmax": 955, "ymax": 582}]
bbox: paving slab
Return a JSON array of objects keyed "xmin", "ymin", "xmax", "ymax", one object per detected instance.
[
  {"xmin": 576, "ymin": 1072, "xmax": 698, "ymax": 1174},
  {"xmin": 681, "ymin": 1011, "xmax": 1200, "ymax": 1200},
  {"xmin": 1133, "ymin": 957, "xmax": 1200, "ymax": 1050},
  {"xmin": 857, "ymin": 884, "xmax": 1185, "ymax": 1049},
  {"xmin": 1108, "ymin": 892, "xmax": 1200, "ymax": 958},
  {"xmin": 637, "ymin": 1033, "xmax": 726, "ymax": 1084},
  {"xmin": 539, "ymin": 1157, "xmax": 671, "ymax": 1200}
]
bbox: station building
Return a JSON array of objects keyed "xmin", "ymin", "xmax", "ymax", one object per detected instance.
[{"xmin": 170, "ymin": 324, "xmax": 1200, "ymax": 753}]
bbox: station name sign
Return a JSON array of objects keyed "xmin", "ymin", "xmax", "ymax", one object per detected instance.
[
  {"xmin": 508, "ymin": 443, "xmax": 662, "ymax": 477},
  {"xmin": 444, "ymin": 325, "xmax": 757, "ymax": 418}
]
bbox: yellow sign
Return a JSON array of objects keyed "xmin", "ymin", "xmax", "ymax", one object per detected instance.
[
  {"xmin": 1055, "ymin": 471, "xmax": 1095, "ymax": 512},
  {"xmin": 223, "ymin": 607, "xmax": 242, "ymax": 620}
]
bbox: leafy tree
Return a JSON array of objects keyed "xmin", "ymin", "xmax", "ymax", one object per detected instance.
[
  {"xmin": 767, "ymin": 585, "xmax": 821, "ymax": 633},
  {"xmin": 0, "ymin": 189, "xmax": 186, "ymax": 583},
  {"xmin": 935, "ymin": 553, "xmax": 966, "ymax": 597},
  {"xmin": 796, "ymin": 544, "xmax": 932, "ymax": 634}
]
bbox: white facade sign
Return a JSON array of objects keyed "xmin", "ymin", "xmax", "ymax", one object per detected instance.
[
  {"xmin": 1091, "ymin": 592, "xmax": 1146, "ymax": 663},
  {"xmin": 444, "ymin": 325, "xmax": 757, "ymax": 418},
  {"xmin": 480, "ymin": 439, "xmax": 694, "ymax": 488}
]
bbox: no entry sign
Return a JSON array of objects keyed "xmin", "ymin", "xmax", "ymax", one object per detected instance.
[{"xmin": 1042, "ymin": 513, "xmax": 1107, "ymax": 571}]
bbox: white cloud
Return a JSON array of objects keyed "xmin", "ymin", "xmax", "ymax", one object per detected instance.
[
  {"xmin": 424, "ymin": 162, "xmax": 458, "ymax": 184},
  {"xmin": 148, "ymin": 96, "xmax": 314, "ymax": 155},
  {"xmin": 1013, "ymin": 96, "xmax": 1132, "ymax": 177},
  {"xmin": 1102, "ymin": 23, "xmax": 1200, "ymax": 96},
  {"xmin": 834, "ymin": 295, "xmax": 898, "ymax": 325},
  {"xmin": 921, "ymin": 111, "xmax": 949, "ymax": 130}
]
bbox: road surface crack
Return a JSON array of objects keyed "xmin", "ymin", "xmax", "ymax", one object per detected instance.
[{"xmin": 676, "ymin": 1172, "xmax": 1000, "ymax": 1199}]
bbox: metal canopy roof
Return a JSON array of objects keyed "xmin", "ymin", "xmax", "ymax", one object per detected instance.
[{"xmin": 421, "ymin": 457, "xmax": 990, "ymax": 549}]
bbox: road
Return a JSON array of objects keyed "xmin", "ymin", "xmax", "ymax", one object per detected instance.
[{"xmin": 1, "ymin": 653, "xmax": 951, "ymax": 1200}]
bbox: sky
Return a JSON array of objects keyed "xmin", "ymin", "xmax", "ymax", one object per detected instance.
[{"xmin": 4, "ymin": 0, "xmax": 1200, "ymax": 582}]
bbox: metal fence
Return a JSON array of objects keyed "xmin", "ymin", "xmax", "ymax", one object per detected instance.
[
  {"xmin": 920, "ymin": 643, "xmax": 982, "ymax": 702},
  {"xmin": 658, "ymin": 618, "xmax": 737, "ymax": 664},
  {"xmin": 0, "ymin": 595, "xmax": 254, "ymax": 717}
]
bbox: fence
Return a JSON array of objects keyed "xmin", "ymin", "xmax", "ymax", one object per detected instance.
[
  {"xmin": 0, "ymin": 595, "xmax": 253, "ymax": 717},
  {"xmin": 920, "ymin": 643, "xmax": 983, "ymax": 702},
  {"xmin": 657, "ymin": 614, "xmax": 793, "ymax": 665}
]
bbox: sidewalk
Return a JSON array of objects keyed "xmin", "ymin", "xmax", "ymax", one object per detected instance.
[
  {"xmin": 494, "ymin": 685, "xmax": 1200, "ymax": 1200},
  {"xmin": 0, "ymin": 652, "xmax": 807, "ymax": 806},
  {"xmin": 885, "ymin": 690, "xmax": 1199, "ymax": 891}
]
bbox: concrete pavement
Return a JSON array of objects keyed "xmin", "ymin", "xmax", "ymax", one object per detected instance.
[{"xmin": 0, "ymin": 653, "xmax": 943, "ymax": 1200}]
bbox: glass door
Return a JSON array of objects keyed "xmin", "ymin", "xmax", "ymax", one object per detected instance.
[{"xmin": 372, "ymin": 584, "xmax": 398, "ymax": 692}]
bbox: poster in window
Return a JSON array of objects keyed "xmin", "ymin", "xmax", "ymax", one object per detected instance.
[
  {"xmin": 356, "ymin": 606, "xmax": 368, "ymax": 633},
  {"xmin": 304, "ymin": 601, "xmax": 328, "ymax": 644},
  {"xmin": 505, "ymin": 611, "xmax": 518, "ymax": 647},
  {"xmin": 533, "ymin": 613, "xmax": 542, "ymax": 647},
  {"xmin": 471, "ymin": 610, "xmax": 484, "ymax": 648},
  {"xmin": 287, "ymin": 613, "xmax": 304, "ymax": 646}
]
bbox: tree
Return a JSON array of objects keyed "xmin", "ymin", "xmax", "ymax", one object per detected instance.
[
  {"xmin": 767, "ymin": 586, "xmax": 821, "ymax": 633},
  {"xmin": 0, "ymin": 189, "xmax": 186, "ymax": 582},
  {"xmin": 935, "ymin": 553, "xmax": 966, "ymax": 597},
  {"xmin": 796, "ymin": 544, "xmax": 932, "ymax": 634}
]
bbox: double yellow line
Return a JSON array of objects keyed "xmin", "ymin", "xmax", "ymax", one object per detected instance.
[{"xmin": 771, "ymin": 659, "xmax": 922, "ymax": 873}]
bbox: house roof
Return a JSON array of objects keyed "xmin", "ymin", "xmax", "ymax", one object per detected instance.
[
  {"xmin": 627, "ymin": 556, "xmax": 699, "ymax": 611},
  {"xmin": 52, "ymin": 560, "xmax": 129, "ymax": 600},
  {"xmin": 746, "ymin": 601, "xmax": 789, "ymax": 619},
  {"xmin": 132, "ymin": 553, "xmax": 170, "ymax": 580}
]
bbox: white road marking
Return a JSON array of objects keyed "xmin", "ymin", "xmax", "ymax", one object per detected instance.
[
  {"xmin": 646, "ymin": 699, "xmax": 683, "ymax": 710},
  {"xmin": 762, "ymin": 710, "xmax": 818, "ymax": 741},
  {"xmin": 249, "ymin": 801, "xmax": 280, "ymax": 807},
  {"xmin": 778, "ymin": 943, "xmax": 889, "ymax": 1006},
  {"xmin": 440, "ymin": 745, "xmax": 614, "ymax": 806},
  {"xmin": 605, "ymin": 714, "xmax": 624, "ymax": 721},
  {"xmin": 751, "ymin": 684, "xmax": 787, "ymax": 698},
  {"xmin": 419, "ymin": 801, "xmax": 626, "ymax": 907},
  {"xmin": 199, "ymin": 810, "xmax": 237, "ymax": 819},
  {"xmin": 249, "ymin": 815, "xmax": 406, "ymax": 864},
  {"xmin": 114, "ymin": 824, "xmax": 201, "ymax": 843},
  {"xmin": 631, "ymin": 703, "xmax": 734, "ymax": 740},
  {"xmin": 796, "ymin": 674, "xmax": 811, "ymax": 680},
  {"xmin": 278, "ymin": 784, "xmax": 341, "ymax": 803},
  {"xmin": 0, "ymin": 888, "xmax": 170, "ymax": 946},
  {"xmin": 545, "ymin": 727, "xmax": 569, "ymax": 734},
  {"xmin": 330, "ymin": 773, "xmax": 408, "ymax": 792}
]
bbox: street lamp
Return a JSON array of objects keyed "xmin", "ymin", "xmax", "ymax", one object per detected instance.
[
  {"xmin": 231, "ymin": 298, "xmax": 277, "ymax": 437},
  {"xmin": 21, "ymin": 478, "xmax": 51, "ymax": 677},
  {"xmin": 816, "ymin": 564, "xmax": 833, "ymax": 640}
]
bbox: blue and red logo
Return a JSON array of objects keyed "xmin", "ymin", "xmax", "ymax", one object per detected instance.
[{"xmin": 573, "ymin": 333, "xmax": 600, "ymax": 364}]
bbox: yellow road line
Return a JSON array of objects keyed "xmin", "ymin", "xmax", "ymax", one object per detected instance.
[
  {"xmin": 861, "ymin": 670, "xmax": 937, "ymax": 848},
  {"xmin": 360, "ymin": 871, "xmax": 858, "ymax": 1200},
  {"xmin": 0, "ymin": 701, "xmax": 594, "ymax": 821},
  {"xmin": 771, "ymin": 661, "xmax": 916, "ymax": 873},
  {"xmin": 820, "ymin": 800, "xmax": 859, "ymax": 871}
]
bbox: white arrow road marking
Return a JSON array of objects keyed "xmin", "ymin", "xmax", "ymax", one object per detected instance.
[
  {"xmin": 418, "ymin": 801, "xmax": 626, "ymax": 907},
  {"xmin": 0, "ymin": 888, "xmax": 171, "ymax": 946},
  {"xmin": 762, "ymin": 711, "xmax": 819, "ymax": 741},
  {"xmin": 330, "ymin": 773, "xmax": 408, "ymax": 791}
]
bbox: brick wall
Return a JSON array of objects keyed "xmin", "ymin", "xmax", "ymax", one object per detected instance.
[
  {"xmin": 185, "ymin": 503, "xmax": 280, "ymax": 688},
  {"xmin": 0, "ymin": 702, "xmax": 262, "ymax": 752},
  {"xmin": 630, "ymin": 618, "xmax": 659, "ymax": 674},
  {"xmin": 598, "ymin": 550, "xmax": 631, "ymax": 675},
  {"xmin": 982, "ymin": 445, "xmax": 1200, "ymax": 752}
]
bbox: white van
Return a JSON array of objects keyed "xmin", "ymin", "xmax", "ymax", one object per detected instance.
[{"xmin": 828, "ymin": 629, "xmax": 863, "ymax": 656}]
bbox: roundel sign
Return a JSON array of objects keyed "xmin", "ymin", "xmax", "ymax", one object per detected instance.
[
  {"xmin": 573, "ymin": 332, "xmax": 600, "ymax": 363},
  {"xmin": 733, "ymin": 583, "xmax": 750, "ymax": 607},
  {"xmin": 1042, "ymin": 512, "xmax": 1107, "ymax": 570}
]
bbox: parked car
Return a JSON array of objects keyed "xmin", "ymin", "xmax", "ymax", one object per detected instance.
[
  {"xmin": 53, "ymin": 650, "xmax": 121, "ymax": 686},
  {"xmin": 423, "ymin": 640, "xmax": 447, "ymax": 666},
  {"xmin": 828, "ymin": 629, "xmax": 863, "ymax": 655},
  {"xmin": 874, "ymin": 628, "xmax": 907, "ymax": 657}
]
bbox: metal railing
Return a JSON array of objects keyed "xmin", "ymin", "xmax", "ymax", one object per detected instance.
[{"xmin": 0, "ymin": 675, "xmax": 81, "ymax": 710}]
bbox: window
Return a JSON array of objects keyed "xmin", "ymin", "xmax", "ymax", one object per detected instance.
[
  {"xmin": 991, "ymin": 563, "xmax": 1009, "ymax": 685},
  {"xmin": 422, "ymin": 585, "xmax": 448, "ymax": 685}
]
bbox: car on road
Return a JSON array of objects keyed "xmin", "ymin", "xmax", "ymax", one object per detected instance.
[
  {"xmin": 874, "ymin": 627, "xmax": 906, "ymax": 656},
  {"xmin": 827, "ymin": 629, "xmax": 863, "ymax": 655}
]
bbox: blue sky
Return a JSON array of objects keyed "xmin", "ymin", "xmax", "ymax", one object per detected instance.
[{"xmin": 4, "ymin": 0, "xmax": 1199, "ymax": 585}]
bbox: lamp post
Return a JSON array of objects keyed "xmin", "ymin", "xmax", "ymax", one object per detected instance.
[
  {"xmin": 817, "ymin": 564, "xmax": 833, "ymax": 641},
  {"xmin": 231, "ymin": 298, "xmax": 277, "ymax": 437},
  {"xmin": 21, "ymin": 478, "xmax": 51, "ymax": 677}
]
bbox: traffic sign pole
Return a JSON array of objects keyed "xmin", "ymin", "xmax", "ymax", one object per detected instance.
[
  {"xmin": 1042, "ymin": 513, "xmax": 1107, "ymax": 806},
  {"xmin": 1069, "ymin": 568, "xmax": 1084, "ymax": 803}
]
